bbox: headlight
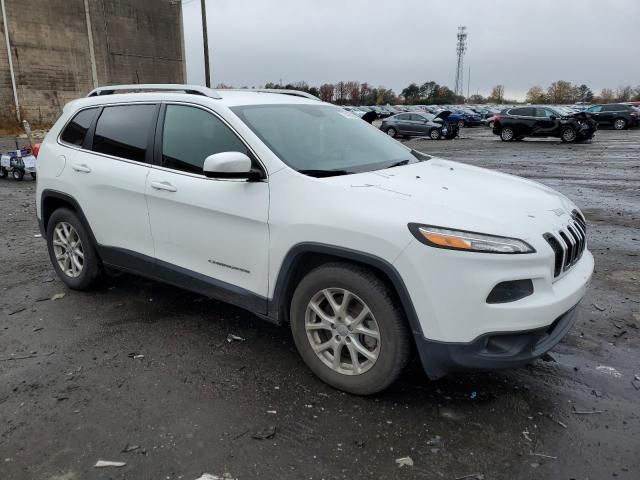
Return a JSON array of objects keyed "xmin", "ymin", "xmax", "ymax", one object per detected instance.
[{"xmin": 408, "ymin": 224, "xmax": 535, "ymax": 254}]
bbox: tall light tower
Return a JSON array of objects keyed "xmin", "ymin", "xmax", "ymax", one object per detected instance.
[{"xmin": 454, "ymin": 26, "xmax": 467, "ymax": 98}]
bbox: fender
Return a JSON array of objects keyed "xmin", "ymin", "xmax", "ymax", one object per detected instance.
[
  {"xmin": 268, "ymin": 242, "xmax": 425, "ymax": 337},
  {"xmin": 39, "ymin": 189, "xmax": 98, "ymax": 246}
]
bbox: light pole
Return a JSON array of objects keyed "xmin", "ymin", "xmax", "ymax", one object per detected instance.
[{"xmin": 200, "ymin": 0, "xmax": 210, "ymax": 87}]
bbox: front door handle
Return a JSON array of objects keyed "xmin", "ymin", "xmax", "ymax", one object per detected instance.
[
  {"xmin": 151, "ymin": 181, "xmax": 177, "ymax": 192},
  {"xmin": 72, "ymin": 163, "xmax": 91, "ymax": 173}
]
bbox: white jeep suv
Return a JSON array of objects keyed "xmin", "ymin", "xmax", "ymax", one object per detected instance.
[{"xmin": 36, "ymin": 85, "xmax": 594, "ymax": 394}]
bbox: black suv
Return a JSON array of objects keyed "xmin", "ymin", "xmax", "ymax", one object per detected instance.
[
  {"xmin": 585, "ymin": 104, "xmax": 639, "ymax": 130},
  {"xmin": 492, "ymin": 106, "xmax": 597, "ymax": 143}
]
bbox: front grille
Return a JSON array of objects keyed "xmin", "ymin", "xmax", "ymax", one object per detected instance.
[{"xmin": 543, "ymin": 210, "xmax": 587, "ymax": 278}]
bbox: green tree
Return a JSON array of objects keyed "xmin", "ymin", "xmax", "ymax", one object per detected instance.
[
  {"xmin": 575, "ymin": 84, "xmax": 594, "ymax": 103},
  {"xmin": 401, "ymin": 83, "xmax": 421, "ymax": 104},
  {"xmin": 488, "ymin": 85, "xmax": 505, "ymax": 103}
]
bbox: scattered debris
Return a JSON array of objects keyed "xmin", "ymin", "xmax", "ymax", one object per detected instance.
[
  {"xmin": 354, "ymin": 440, "xmax": 366, "ymax": 448},
  {"xmin": 34, "ymin": 234, "xmax": 41, "ymax": 238},
  {"xmin": 592, "ymin": 303, "xmax": 606, "ymax": 311},
  {"xmin": 573, "ymin": 410, "xmax": 605, "ymax": 415},
  {"xmin": 541, "ymin": 352, "xmax": 556, "ymax": 362},
  {"xmin": 455, "ymin": 473, "xmax": 484, "ymax": 480},
  {"xmin": 522, "ymin": 430, "xmax": 533, "ymax": 442},
  {"xmin": 50, "ymin": 293, "xmax": 65, "ymax": 301},
  {"xmin": 469, "ymin": 391, "xmax": 477, "ymax": 399},
  {"xmin": 547, "ymin": 415, "xmax": 567, "ymax": 429},
  {"xmin": 266, "ymin": 410, "xmax": 277, "ymax": 414},
  {"xmin": 127, "ymin": 353, "xmax": 144, "ymax": 359},
  {"xmin": 632, "ymin": 375, "xmax": 640, "ymax": 391},
  {"xmin": 596, "ymin": 365, "xmax": 622, "ymax": 378},
  {"xmin": 395, "ymin": 456, "xmax": 414, "ymax": 468},
  {"xmin": 251, "ymin": 425, "xmax": 276, "ymax": 440},
  {"xmin": 8, "ymin": 307, "xmax": 26, "ymax": 316},
  {"xmin": 121, "ymin": 444, "xmax": 140, "ymax": 453},
  {"xmin": 32, "ymin": 327, "xmax": 44, "ymax": 332},
  {"xmin": 530, "ymin": 452, "xmax": 557, "ymax": 460},
  {"xmin": 94, "ymin": 460, "xmax": 126, "ymax": 468},
  {"xmin": 0, "ymin": 352, "xmax": 54, "ymax": 362},
  {"xmin": 195, "ymin": 474, "xmax": 236, "ymax": 480},
  {"xmin": 426, "ymin": 435, "xmax": 443, "ymax": 447},
  {"xmin": 226, "ymin": 333, "xmax": 245, "ymax": 343}
]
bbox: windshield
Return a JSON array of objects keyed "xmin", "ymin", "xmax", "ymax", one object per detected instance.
[{"xmin": 231, "ymin": 104, "xmax": 426, "ymax": 176}]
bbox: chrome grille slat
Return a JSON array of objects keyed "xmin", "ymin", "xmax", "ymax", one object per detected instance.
[{"xmin": 543, "ymin": 211, "xmax": 587, "ymax": 278}]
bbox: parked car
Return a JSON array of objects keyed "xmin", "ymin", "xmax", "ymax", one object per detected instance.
[
  {"xmin": 37, "ymin": 84, "xmax": 594, "ymax": 395},
  {"xmin": 380, "ymin": 112, "xmax": 449, "ymax": 139},
  {"xmin": 451, "ymin": 109, "xmax": 483, "ymax": 127},
  {"xmin": 492, "ymin": 106, "xmax": 597, "ymax": 142},
  {"xmin": 585, "ymin": 104, "xmax": 639, "ymax": 130}
]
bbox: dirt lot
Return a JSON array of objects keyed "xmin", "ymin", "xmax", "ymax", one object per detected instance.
[{"xmin": 1, "ymin": 127, "xmax": 639, "ymax": 480}]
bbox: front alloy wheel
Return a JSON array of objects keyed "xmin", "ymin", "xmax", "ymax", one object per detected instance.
[
  {"xmin": 305, "ymin": 288, "xmax": 380, "ymax": 375},
  {"xmin": 613, "ymin": 119, "xmax": 626, "ymax": 130},
  {"xmin": 561, "ymin": 127, "xmax": 577, "ymax": 143}
]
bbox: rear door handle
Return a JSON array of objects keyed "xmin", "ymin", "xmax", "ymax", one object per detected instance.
[
  {"xmin": 151, "ymin": 181, "xmax": 177, "ymax": 192},
  {"xmin": 72, "ymin": 163, "xmax": 91, "ymax": 173}
]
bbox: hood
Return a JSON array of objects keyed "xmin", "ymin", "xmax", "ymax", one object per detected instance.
[
  {"xmin": 324, "ymin": 158, "xmax": 577, "ymax": 241},
  {"xmin": 434, "ymin": 110, "xmax": 452, "ymax": 120}
]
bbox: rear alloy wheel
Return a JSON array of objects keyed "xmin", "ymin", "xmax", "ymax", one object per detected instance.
[
  {"xmin": 47, "ymin": 208, "xmax": 102, "ymax": 290},
  {"xmin": 386, "ymin": 127, "xmax": 397, "ymax": 138},
  {"xmin": 488, "ymin": 120, "xmax": 495, "ymax": 129},
  {"xmin": 429, "ymin": 129, "xmax": 441, "ymax": 140},
  {"xmin": 457, "ymin": 119, "xmax": 465, "ymax": 128},
  {"xmin": 290, "ymin": 264, "xmax": 410, "ymax": 395},
  {"xmin": 613, "ymin": 118, "xmax": 627, "ymax": 130},
  {"xmin": 561, "ymin": 127, "xmax": 577, "ymax": 143},
  {"xmin": 500, "ymin": 127, "xmax": 515, "ymax": 141}
]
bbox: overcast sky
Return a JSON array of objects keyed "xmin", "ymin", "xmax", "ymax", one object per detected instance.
[{"xmin": 182, "ymin": 0, "xmax": 640, "ymax": 100}]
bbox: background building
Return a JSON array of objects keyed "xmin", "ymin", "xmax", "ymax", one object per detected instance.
[{"xmin": 0, "ymin": 0, "xmax": 185, "ymax": 129}]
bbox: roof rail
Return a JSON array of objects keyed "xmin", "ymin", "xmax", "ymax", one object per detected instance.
[
  {"xmin": 221, "ymin": 88, "xmax": 320, "ymax": 101},
  {"xmin": 86, "ymin": 84, "xmax": 222, "ymax": 99}
]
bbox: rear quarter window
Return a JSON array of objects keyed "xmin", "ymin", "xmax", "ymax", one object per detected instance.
[{"xmin": 60, "ymin": 108, "xmax": 98, "ymax": 146}]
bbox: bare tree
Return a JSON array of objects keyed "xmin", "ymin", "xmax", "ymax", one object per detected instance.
[
  {"xmin": 345, "ymin": 81, "xmax": 360, "ymax": 105},
  {"xmin": 616, "ymin": 85, "xmax": 633, "ymax": 102},
  {"xmin": 319, "ymin": 83, "xmax": 335, "ymax": 102},
  {"xmin": 334, "ymin": 81, "xmax": 349, "ymax": 105},
  {"xmin": 599, "ymin": 88, "xmax": 615, "ymax": 103},
  {"xmin": 546, "ymin": 81, "xmax": 575, "ymax": 103},
  {"xmin": 359, "ymin": 82, "xmax": 372, "ymax": 104},
  {"xmin": 488, "ymin": 85, "xmax": 505, "ymax": 103},
  {"xmin": 526, "ymin": 86, "xmax": 547, "ymax": 104}
]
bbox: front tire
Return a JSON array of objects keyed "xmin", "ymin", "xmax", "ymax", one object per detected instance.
[
  {"xmin": 46, "ymin": 208, "xmax": 102, "ymax": 290},
  {"xmin": 290, "ymin": 263, "xmax": 411, "ymax": 395},
  {"xmin": 429, "ymin": 129, "xmax": 441, "ymax": 140},
  {"xmin": 560, "ymin": 126, "xmax": 577, "ymax": 143},
  {"xmin": 500, "ymin": 127, "xmax": 515, "ymax": 141},
  {"xmin": 12, "ymin": 169, "xmax": 24, "ymax": 181},
  {"xmin": 0, "ymin": 167, "xmax": 7, "ymax": 179},
  {"xmin": 457, "ymin": 119, "xmax": 465, "ymax": 128}
]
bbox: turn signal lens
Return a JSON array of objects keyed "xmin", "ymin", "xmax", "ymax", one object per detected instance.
[
  {"xmin": 420, "ymin": 231, "xmax": 472, "ymax": 250},
  {"xmin": 408, "ymin": 224, "xmax": 535, "ymax": 254}
]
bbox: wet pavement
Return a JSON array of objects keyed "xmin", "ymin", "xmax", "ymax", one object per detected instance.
[{"xmin": 1, "ymin": 127, "xmax": 639, "ymax": 480}]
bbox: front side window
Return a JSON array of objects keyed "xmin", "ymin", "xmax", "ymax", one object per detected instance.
[
  {"xmin": 536, "ymin": 108, "xmax": 556, "ymax": 118},
  {"xmin": 161, "ymin": 105, "xmax": 249, "ymax": 174},
  {"xmin": 61, "ymin": 108, "xmax": 98, "ymax": 146},
  {"xmin": 588, "ymin": 105, "xmax": 603, "ymax": 113},
  {"xmin": 92, "ymin": 105, "xmax": 157, "ymax": 162},
  {"xmin": 231, "ymin": 104, "xmax": 424, "ymax": 175}
]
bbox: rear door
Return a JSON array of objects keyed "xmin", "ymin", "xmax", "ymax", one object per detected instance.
[
  {"xmin": 508, "ymin": 107, "xmax": 535, "ymax": 135},
  {"xmin": 599, "ymin": 105, "xmax": 617, "ymax": 125},
  {"xmin": 394, "ymin": 114, "xmax": 412, "ymax": 134},
  {"xmin": 59, "ymin": 103, "xmax": 157, "ymax": 258},
  {"xmin": 145, "ymin": 103, "xmax": 270, "ymax": 305}
]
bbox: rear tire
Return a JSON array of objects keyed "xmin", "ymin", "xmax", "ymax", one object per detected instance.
[
  {"xmin": 30, "ymin": 172, "xmax": 36, "ymax": 180},
  {"xmin": 500, "ymin": 127, "xmax": 515, "ymax": 141},
  {"xmin": 0, "ymin": 167, "xmax": 7, "ymax": 179},
  {"xmin": 46, "ymin": 208, "xmax": 102, "ymax": 290},
  {"xmin": 385, "ymin": 127, "xmax": 397, "ymax": 138},
  {"xmin": 290, "ymin": 263, "xmax": 411, "ymax": 395},
  {"xmin": 457, "ymin": 119, "xmax": 465, "ymax": 128},
  {"xmin": 613, "ymin": 118, "xmax": 627, "ymax": 130}
]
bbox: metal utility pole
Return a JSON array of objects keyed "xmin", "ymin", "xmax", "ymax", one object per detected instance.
[
  {"xmin": 454, "ymin": 26, "xmax": 467, "ymax": 98},
  {"xmin": 467, "ymin": 66, "xmax": 470, "ymax": 100},
  {"xmin": 1, "ymin": 0, "xmax": 20, "ymax": 122},
  {"xmin": 200, "ymin": 0, "xmax": 210, "ymax": 87}
]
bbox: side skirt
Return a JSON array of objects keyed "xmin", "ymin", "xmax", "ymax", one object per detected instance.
[{"xmin": 97, "ymin": 246, "xmax": 270, "ymax": 319}]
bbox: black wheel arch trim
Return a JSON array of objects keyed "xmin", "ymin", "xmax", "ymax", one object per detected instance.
[
  {"xmin": 268, "ymin": 242, "xmax": 425, "ymax": 337},
  {"xmin": 39, "ymin": 189, "xmax": 99, "ymax": 246}
]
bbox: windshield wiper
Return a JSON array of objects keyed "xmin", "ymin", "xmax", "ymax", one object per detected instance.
[
  {"xmin": 298, "ymin": 169, "xmax": 353, "ymax": 178},
  {"xmin": 386, "ymin": 159, "xmax": 411, "ymax": 169}
]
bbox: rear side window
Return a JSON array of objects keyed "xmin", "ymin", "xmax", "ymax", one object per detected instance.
[
  {"xmin": 92, "ymin": 105, "xmax": 157, "ymax": 162},
  {"xmin": 603, "ymin": 104, "xmax": 626, "ymax": 112},
  {"xmin": 161, "ymin": 105, "xmax": 249, "ymax": 175},
  {"xmin": 61, "ymin": 108, "xmax": 98, "ymax": 146},
  {"xmin": 510, "ymin": 107, "xmax": 534, "ymax": 116}
]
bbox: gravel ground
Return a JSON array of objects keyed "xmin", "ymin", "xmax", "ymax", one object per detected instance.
[{"xmin": 1, "ymin": 127, "xmax": 639, "ymax": 480}]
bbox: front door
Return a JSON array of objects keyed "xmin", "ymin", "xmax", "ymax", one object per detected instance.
[
  {"xmin": 532, "ymin": 108, "xmax": 560, "ymax": 136},
  {"xmin": 145, "ymin": 103, "xmax": 270, "ymax": 307}
]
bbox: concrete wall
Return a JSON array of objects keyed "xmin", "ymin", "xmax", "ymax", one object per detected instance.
[{"xmin": 0, "ymin": 0, "xmax": 184, "ymax": 129}]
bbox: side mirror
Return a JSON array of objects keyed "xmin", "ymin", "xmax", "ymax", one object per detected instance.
[
  {"xmin": 203, "ymin": 152, "xmax": 262, "ymax": 181},
  {"xmin": 549, "ymin": 115, "xmax": 557, "ymax": 121}
]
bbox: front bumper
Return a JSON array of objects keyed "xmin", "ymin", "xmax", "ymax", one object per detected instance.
[{"xmin": 415, "ymin": 304, "xmax": 579, "ymax": 379}]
